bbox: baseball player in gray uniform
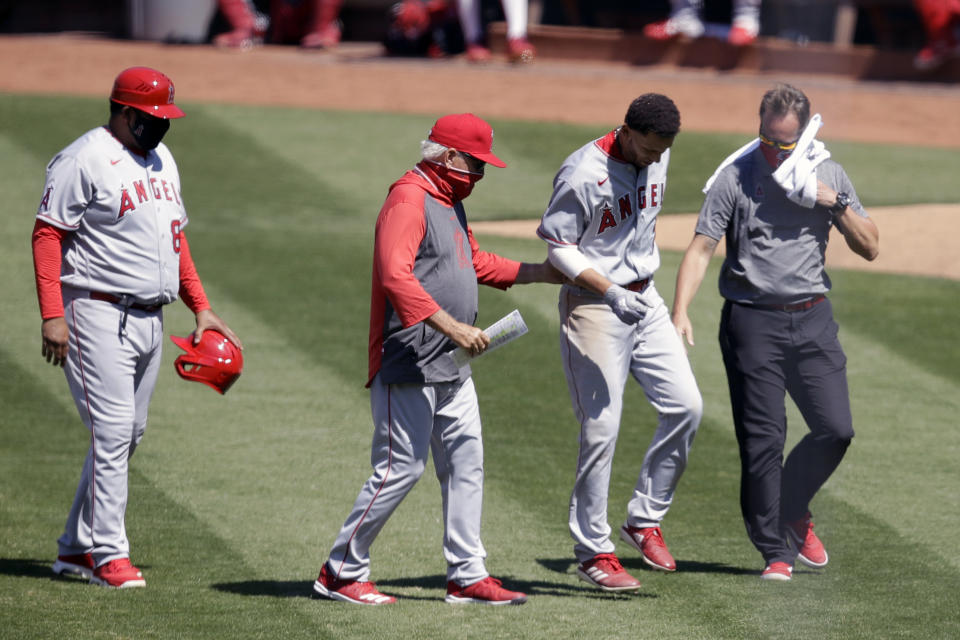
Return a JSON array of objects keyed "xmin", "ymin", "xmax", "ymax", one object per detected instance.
[
  {"xmin": 313, "ymin": 113, "xmax": 560, "ymax": 606},
  {"xmin": 672, "ymin": 83, "xmax": 879, "ymax": 581},
  {"xmin": 537, "ymin": 94, "xmax": 703, "ymax": 591},
  {"xmin": 33, "ymin": 67, "xmax": 241, "ymax": 588}
]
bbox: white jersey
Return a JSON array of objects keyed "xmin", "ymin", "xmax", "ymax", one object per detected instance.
[
  {"xmin": 36, "ymin": 126, "xmax": 187, "ymax": 305},
  {"xmin": 537, "ymin": 129, "xmax": 669, "ymax": 285}
]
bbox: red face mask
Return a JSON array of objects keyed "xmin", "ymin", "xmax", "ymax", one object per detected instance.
[
  {"xmin": 758, "ymin": 132, "xmax": 797, "ymax": 168},
  {"xmin": 760, "ymin": 144, "xmax": 792, "ymax": 168},
  {"xmin": 429, "ymin": 161, "xmax": 483, "ymax": 202}
]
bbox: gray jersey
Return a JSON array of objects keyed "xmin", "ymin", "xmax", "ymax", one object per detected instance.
[
  {"xmin": 696, "ymin": 148, "xmax": 869, "ymax": 304},
  {"xmin": 537, "ymin": 130, "xmax": 669, "ymax": 285},
  {"xmin": 37, "ymin": 126, "xmax": 187, "ymax": 306}
]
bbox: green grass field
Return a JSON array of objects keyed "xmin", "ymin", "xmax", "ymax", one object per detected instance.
[{"xmin": 1, "ymin": 93, "xmax": 958, "ymax": 639}]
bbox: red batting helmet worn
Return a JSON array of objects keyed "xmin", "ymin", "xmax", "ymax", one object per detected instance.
[
  {"xmin": 170, "ymin": 330, "xmax": 243, "ymax": 394},
  {"xmin": 110, "ymin": 67, "xmax": 186, "ymax": 119}
]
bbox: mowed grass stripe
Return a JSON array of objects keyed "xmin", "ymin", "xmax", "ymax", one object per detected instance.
[
  {"xmin": 0, "ymin": 350, "xmax": 325, "ymax": 639},
  {"xmin": 819, "ymin": 325, "xmax": 960, "ymax": 570},
  {"xmin": 830, "ymin": 269, "xmax": 960, "ymax": 386},
  {"xmin": 206, "ymin": 105, "xmax": 574, "ymax": 223},
  {"xmin": 144, "ymin": 290, "xmax": 401, "ymax": 577}
]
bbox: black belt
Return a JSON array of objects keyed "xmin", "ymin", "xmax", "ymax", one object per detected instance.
[
  {"xmin": 626, "ymin": 278, "xmax": 650, "ymax": 292},
  {"xmin": 751, "ymin": 294, "xmax": 826, "ymax": 312},
  {"xmin": 90, "ymin": 291, "xmax": 163, "ymax": 313}
]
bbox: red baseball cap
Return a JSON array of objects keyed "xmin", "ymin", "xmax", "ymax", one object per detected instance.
[{"xmin": 428, "ymin": 113, "xmax": 506, "ymax": 168}]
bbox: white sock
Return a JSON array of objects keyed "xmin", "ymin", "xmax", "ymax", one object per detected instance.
[{"xmin": 501, "ymin": 0, "xmax": 528, "ymax": 39}]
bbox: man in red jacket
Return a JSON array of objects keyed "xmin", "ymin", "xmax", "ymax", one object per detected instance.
[{"xmin": 312, "ymin": 113, "xmax": 559, "ymax": 606}]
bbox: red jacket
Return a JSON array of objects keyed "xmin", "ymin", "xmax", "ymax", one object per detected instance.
[{"xmin": 368, "ymin": 162, "xmax": 521, "ymax": 385}]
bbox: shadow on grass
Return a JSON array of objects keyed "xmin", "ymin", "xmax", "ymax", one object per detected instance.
[
  {"xmin": 212, "ymin": 580, "xmax": 316, "ymax": 598},
  {"xmin": 0, "ymin": 557, "xmax": 59, "ymax": 580},
  {"xmin": 538, "ymin": 555, "xmax": 756, "ymax": 577},
  {"xmin": 379, "ymin": 573, "xmax": 647, "ymax": 600},
  {"xmin": 212, "ymin": 572, "xmax": 653, "ymax": 601},
  {"xmin": 641, "ymin": 559, "xmax": 755, "ymax": 576},
  {"xmin": 211, "ymin": 577, "xmax": 444, "ymax": 602},
  {"xmin": 0, "ymin": 557, "xmax": 161, "ymax": 583}
]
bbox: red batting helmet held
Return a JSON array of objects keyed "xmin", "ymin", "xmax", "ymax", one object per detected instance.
[
  {"xmin": 110, "ymin": 67, "xmax": 186, "ymax": 119},
  {"xmin": 170, "ymin": 330, "xmax": 243, "ymax": 394}
]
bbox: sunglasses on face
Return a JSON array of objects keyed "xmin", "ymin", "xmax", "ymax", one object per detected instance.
[
  {"xmin": 458, "ymin": 151, "xmax": 486, "ymax": 175},
  {"xmin": 758, "ymin": 131, "xmax": 799, "ymax": 151}
]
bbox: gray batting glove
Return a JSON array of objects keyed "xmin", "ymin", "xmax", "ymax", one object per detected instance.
[{"xmin": 603, "ymin": 283, "xmax": 650, "ymax": 325}]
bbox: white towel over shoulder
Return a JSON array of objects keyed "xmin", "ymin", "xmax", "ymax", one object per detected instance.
[
  {"xmin": 702, "ymin": 138, "xmax": 759, "ymax": 194},
  {"xmin": 702, "ymin": 114, "xmax": 831, "ymax": 209}
]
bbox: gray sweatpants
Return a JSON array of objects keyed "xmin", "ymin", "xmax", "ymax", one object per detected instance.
[{"xmin": 325, "ymin": 374, "xmax": 489, "ymax": 585}]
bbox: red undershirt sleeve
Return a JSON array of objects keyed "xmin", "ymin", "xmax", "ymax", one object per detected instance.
[
  {"xmin": 32, "ymin": 220, "xmax": 68, "ymax": 319},
  {"xmin": 178, "ymin": 233, "xmax": 211, "ymax": 314},
  {"xmin": 375, "ymin": 199, "xmax": 440, "ymax": 327},
  {"xmin": 468, "ymin": 226, "xmax": 522, "ymax": 290}
]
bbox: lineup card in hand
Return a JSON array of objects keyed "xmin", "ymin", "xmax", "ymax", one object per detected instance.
[{"xmin": 451, "ymin": 309, "xmax": 529, "ymax": 368}]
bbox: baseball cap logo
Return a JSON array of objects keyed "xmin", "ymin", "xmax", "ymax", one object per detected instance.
[{"xmin": 428, "ymin": 113, "xmax": 507, "ymax": 168}]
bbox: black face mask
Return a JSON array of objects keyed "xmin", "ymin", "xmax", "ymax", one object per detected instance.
[{"xmin": 128, "ymin": 110, "xmax": 170, "ymax": 151}]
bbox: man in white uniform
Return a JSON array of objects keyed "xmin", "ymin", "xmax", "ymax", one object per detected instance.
[
  {"xmin": 32, "ymin": 67, "xmax": 241, "ymax": 589},
  {"xmin": 537, "ymin": 94, "xmax": 703, "ymax": 591}
]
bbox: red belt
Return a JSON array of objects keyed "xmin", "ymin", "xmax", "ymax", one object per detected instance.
[
  {"xmin": 90, "ymin": 291, "xmax": 162, "ymax": 313},
  {"xmin": 626, "ymin": 278, "xmax": 650, "ymax": 292},
  {"xmin": 754, "ymin": 294, "xmax": 826, "ymax": 312}
]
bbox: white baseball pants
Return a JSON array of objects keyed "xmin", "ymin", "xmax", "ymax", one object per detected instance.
[
  {"xmin": 326, "ymin": 374, "xmax": 489, "ymax": 585},
  {"xmin": 559, "ymin": 283, "xmax": 702, "ymax": 562},
  {"xmin": 57, "ymin": 289, "xmax": 164, "ymax": 565}
]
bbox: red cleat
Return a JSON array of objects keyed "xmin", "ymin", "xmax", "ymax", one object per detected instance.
[
  {"xmin": 914, "ymin": 35, "xmax": 960, "ymax": 70},
  {"xmin": 465, "ymin": 43, "xmax": 492, "ymax": 63},
  {"xmin": 761, "ymin": 561, "xmax": 793, "ymax": 581},
  {"xmin": 506, "ymin": 37, "xmax": 535, "ymax": 63},
  {"xmin": 728, "ymin": 23, "xmax": 758, "ymax": 47},
  {"xmin": 313, "ymin": 564, "xmax": 396, "ymax": 605},
  {"xmin": 576, "ymin": 553, "xmax": 641, "ymax": 591},
  {"xmin": 784, "ymin": 513, "xmax": 828, "ymax": 568},
  {"xmin": 445, "ymin": 576, "xmax": 527, "ymax": 605},
  {"xmin": 643, "ymin": 16, "xmax": 704, "ymax": 41},
  {"xmin": 620, "ymin": 524, "xmax": 677, "ymax": 571},
  {"xmin": 213, "ymin": 10, "xmax": 269, "ymax": 50},
  {"xmin": 90, "ymin": 558, "xmax": 146, "ymax": 589}
]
